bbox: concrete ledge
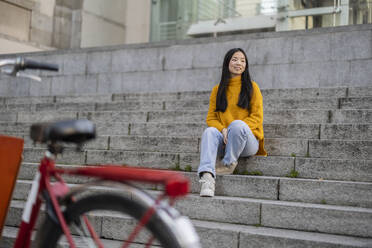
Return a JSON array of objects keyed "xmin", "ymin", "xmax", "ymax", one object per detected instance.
[
  {"xmin": 296, "ymin": 158, "xmax": 372, "ymax": 182},
  {"xmin": 261, "ymin": 201, "xmax": 372, "ymax": 237}
]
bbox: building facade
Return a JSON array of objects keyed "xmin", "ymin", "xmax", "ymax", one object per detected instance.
[{"xmin": 1, "ymin": 0, "xmax": 371, "ymax": 54}]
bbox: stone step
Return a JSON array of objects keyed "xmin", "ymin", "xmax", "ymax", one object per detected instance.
[
  {"xmin": 1, "ymin": 97, "xmax": 372, "ymax": 112},
  {"xmin": 1, "ymin": 87, "xmax": 371, "ymax": 105},
  {"xmin": 340, "ymin": 97, "xmax": 372, "ymax": 109},
  {"xmin": 1, "ymin": 87, "xmax": 371, "ymax": 106},
  {"xmin": 18, "ymin": 134, "xmax": 372, "ymax": 159},
  {"xmin": 0, "ymin": 226, "xmax": 140, "ymax": 248},
  {"xmin": 2, "ymin": 122, "xmax": 371, "ymax": 141},
  {"xmin": 13, "ymin": 166, "xmax": 372, "ymax": 208},
  {"xmin": 21, "ymin": 146, "xmax": 372, "ymax": 182},
  {"xmin": 4, "ymin": 213, "xmax": 372, "ymax": 248},
  {"xmin": 348, "ymin": 87, "xmax": 372, "ymax": 98},
  {"xmin": 2, "ymin": 109, "xmax": 371, "ymax": 124},
  {"xmin": 6, "ymin": 189, "xmax": 372, "ymax": 237}
]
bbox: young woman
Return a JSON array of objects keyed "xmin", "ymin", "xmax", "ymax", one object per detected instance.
[{"xmin": 198, "ymin": 48, "xmax": 267, "ymax": 197}]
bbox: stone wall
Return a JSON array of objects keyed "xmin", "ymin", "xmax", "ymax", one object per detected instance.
[{"xmin": 0, "ymin": 23, "xmax": 371, "ymax": 96}]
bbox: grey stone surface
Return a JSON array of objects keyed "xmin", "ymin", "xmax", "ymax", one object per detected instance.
[
  {"xmin": 309, "ymin": 140, "xmax": 372, "ymax": 160},
  {"xmin": 180, "ymin": 153, "xmax": 295, "ymax": 177},
  {"xmin": 17, "ymin": 111, "xmax": 77, "ymax": 122},
  {"xmin": 340, "ymin": 97, "xmax": 372, "ymax": 109},
  {"xmin": 111, "ymin": 48, "xmax": 162, "ymax": 73},
  {"xmin": 292, "ymin": 34, "xmax": 332, "ymax": 63},
  {"xmin": 62, "ymin": 53, "xmax": 87, "ymax": 75},
  {"xmin": 0, "ymin": 112, "xmax": 17, "ymax": 122},
  {"xmin": 265, "ymin": 138, "xmax": 308, "ymax": 157},
  {"xmin": 261, "ymin": 201, "xmax": 372, "ymax": 237},
  {"xmin": 97, "ymin": 73, "xmax": 122, "ymax": 94},
  {"xmin": 264, "ymin": 124, "xmax": 320, "ymax": 139},
  {"xmin": 55, "ymin": 94, "xmax": 112, "ymax": 103},
  {"xmin": 216, "ymin": 175, "xmax": 278, "ymax": 199},
  {"xmin": 95, "ymin": 101, "xmax": 163, "ymax": 111},
  {"xmin": 348, "ymin": 87, "xmax": 372, "ymax": 97},
  {"xmin": 191, "ymin": 42, "xmax": 225, "ymax": 69},
  {"xmin": 2, "ymin": 24, "xmax": 372, "ymax": 96},
  {"xmin": 331, "ymin": 30, "xmax": 372, "ymax": 61},
  {"xmin": 112, "ymin": 91, "xmax": 211, "ymax": 101},
  {"xmin": 264, "ymin": 98, "xmax": 339, "ymax": 110},
  {"xmin": 29, "ymin": 76, "xmax": 52, "ymax": 97},
  {"xmin": 4, "ymin": 96, "xmax": 55, "ymax": 105},
  {"xmin": 296, "ymin": 158, "xmax": 372, "ymax": 182},
  {"xmin": 250, "ymin": 64, "xmax": 276, "ymax": 89},
  {"xmin": 147, "ymin": 111, "xmax": 205, "ymax": 123},
  {"xmin": 351, "ymin": 59, "xmax": 372, "ymax": 87},
  {"xmin": 78, "ymin": 111, "xmax": 147, "ymax": 123},
  {"xmin": 51, "ymin": 75, "xmax": 97, "ymax": 96},
  {"xmin": 23, "ymin": 148, "xmax": 86, "ymax": 164},
  {"xmin": 0, "ymin": 122, "xmax": 29, "ymax": 133},
  {"xmin": 280, "ymin": 178, "xmax": 372, "ymax": 208},
  {"xmin": 194, "ymin": 223, "xmax": 239, "ymax": 248},
  {"xmin": 264, "ymin": 110, "xmax": 329, "ymax": 124},
  {"xmin": 34, "ymin": 102, "xmax": 95, "ymax": 111},
  {"xmin": 102, "ymin": 215, "xmax": 157, "ymax": 243},
  {"xmin": 87, "ymin": 51, "xmax": 112, "ymax": 74},
  {"xmin": 86, "ymin": 150, "xmax": 179, "ymax": 169},
  {"xmin": 129, "ymin": 123, "xmax": 205, "ymax": 137},
  {"xmin": 164, "ymin": 99, "xmax": 210, "ymax": 111},
  {"xmin": 263, "ymin": 87, "xmax": 348, "ymax": 99},
  {"xmin": 162, "ymin": 45, "xmax": 193, "ymax": 70},
  {"xmin": 332, "ymin": 110, "xmax": 372, "ymax": 123},
  {"xmin": 239, "ymin": 227, "xmax": 372, "ymax": 248},
  {"xmin": 95, "ymin": 122, "xmax": 130, "ymax": 136},
  {"xmin": 321, "ymin": 124, "xmax": 372, "ymax": 140},
  {"xmin": 5, "ymin": 200, "xmax": 45, "ymax": 228},
  {"xmin": 255, "ymin": 37, "xmax": 293, "ymax": 65},
  {"xmin": 12, "ymin": 180, "xmax": 31, "ymax": 201},
  {"xmin": 110, "ymin": 136, "xmax": 199, "ymax": 153},
  {"xmin": 238, "ymin": 156, "xmax": 295, "ymax": 177},
  {"xmin": 175, "ymin": 195, "xmax": 261, "ymax": 225},
  {"xmin": 276, "ymin": 61, "xmax": 351, "ymax": 88},
  {"xmin": 186, "ymin": 172, "xmax": 278, "ymax": 199}
]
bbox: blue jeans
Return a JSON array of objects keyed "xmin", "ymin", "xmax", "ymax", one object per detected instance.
[{"xmin": 198, "ymin": 120, "xmax": 259, "ymax": 177}]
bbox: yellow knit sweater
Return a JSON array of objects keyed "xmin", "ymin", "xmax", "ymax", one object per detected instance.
[{"xmin": 206, "ymin": 76, "xmax": 267, "ymax": 156}]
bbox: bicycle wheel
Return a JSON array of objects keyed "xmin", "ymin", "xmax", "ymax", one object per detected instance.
[{"xmin": 34, "ymin": 193, "xmax": 183, "ymax": 248}]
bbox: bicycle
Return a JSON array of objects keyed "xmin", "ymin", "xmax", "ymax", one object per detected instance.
[{"xmin": 0, "ymin": 57, "xmax": 201, "ymax": 248}]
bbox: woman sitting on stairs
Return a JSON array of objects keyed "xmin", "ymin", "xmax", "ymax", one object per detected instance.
[{"xmin": 198, "ymin": 48, "xmax": 267, "ymax": 197}]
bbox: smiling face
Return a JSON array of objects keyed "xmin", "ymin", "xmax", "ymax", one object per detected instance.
[{"xmin": 228, "ymin": 51, "xmax": 246, "ymax": 78}]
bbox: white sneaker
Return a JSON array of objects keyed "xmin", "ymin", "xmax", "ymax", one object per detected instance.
[
  {"xmin": 199, "ymin": 173, "xmax": 215, "ymax": 197},
  {"xmin": 216, "ymin": 161, "xmax": 238, "ymax": 175}
]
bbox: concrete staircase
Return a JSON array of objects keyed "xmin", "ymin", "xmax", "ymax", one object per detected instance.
[{"xmin": 1, "ymin": 86, "xmax": 372, "ymax": 247}]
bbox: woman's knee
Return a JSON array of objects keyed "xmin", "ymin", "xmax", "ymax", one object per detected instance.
[
  {"xmin": 202, "ymin": 127, "xmax": 220, "ymax": 138},
  {"xmin": 228, "ymin": 120, "xmax": 249, "ymax": 135}
]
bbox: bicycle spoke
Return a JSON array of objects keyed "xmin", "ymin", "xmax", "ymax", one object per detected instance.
[{"xmin": 71, "ymin": 218, "xmax": 96, "ymax": 248}]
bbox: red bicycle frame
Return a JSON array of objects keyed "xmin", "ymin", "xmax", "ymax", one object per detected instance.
[{"xmin": 13, "ymin": 152, "xmax": 189, "ymax": 248}]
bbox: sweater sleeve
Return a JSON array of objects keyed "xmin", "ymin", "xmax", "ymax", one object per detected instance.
[
  {"xmin": 206, "ymin": 86, "xmax": 224, "ymax": 132},
  {"xmin": 243, "ymin": 82, "xmax": 263, "ymax": 131}
]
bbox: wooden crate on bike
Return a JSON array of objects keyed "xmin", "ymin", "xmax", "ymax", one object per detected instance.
[{"xmin": 0, "ymin": 136, "xmax": 24, "ymax": 236}]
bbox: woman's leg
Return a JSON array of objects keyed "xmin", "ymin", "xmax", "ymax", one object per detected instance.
[
  {"xmin": 222, "ymin": 120, "xmax": 259, "ymax": 166},
  {"xmin": 197, "ymin": 127, "xmax": 224, "ymax": 178}
]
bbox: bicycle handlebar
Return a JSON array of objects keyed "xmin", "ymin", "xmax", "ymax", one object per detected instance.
[
  {"xmin": 0, "ymin": 57, "xmax": 59, "ymax": 81},
  {"xmin": 22, "ymin": 58, "xmax": 59, "ymax": 71}
]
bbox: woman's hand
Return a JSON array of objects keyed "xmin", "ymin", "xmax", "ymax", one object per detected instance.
[{"xmin": 222, "ymin": 128, "xmax": 228, "ymax": 144}]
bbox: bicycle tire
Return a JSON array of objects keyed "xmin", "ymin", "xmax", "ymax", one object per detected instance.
[{"xmin": 34, "ymin": 193, "xmax": 182, "ymax": 248}]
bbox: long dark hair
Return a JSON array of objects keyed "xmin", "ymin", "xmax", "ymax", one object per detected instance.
[{"xmin": 215, "ymin": 48, "xmax": 253, "ymax": 112}]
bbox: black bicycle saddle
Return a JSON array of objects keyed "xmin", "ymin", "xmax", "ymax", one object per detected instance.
[{"xmin": 30, "ymin": 119, "xmax": 96, "ymax": 144}]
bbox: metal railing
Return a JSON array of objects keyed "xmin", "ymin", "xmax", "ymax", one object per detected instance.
[{"xmin": 151, "ymin": 0, "xmax": 372, "ymax": 41}]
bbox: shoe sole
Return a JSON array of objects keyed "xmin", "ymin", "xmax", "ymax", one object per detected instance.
[{"xmin": 200, "ymin": 189, "xmax": 214, "ymax": 197}]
